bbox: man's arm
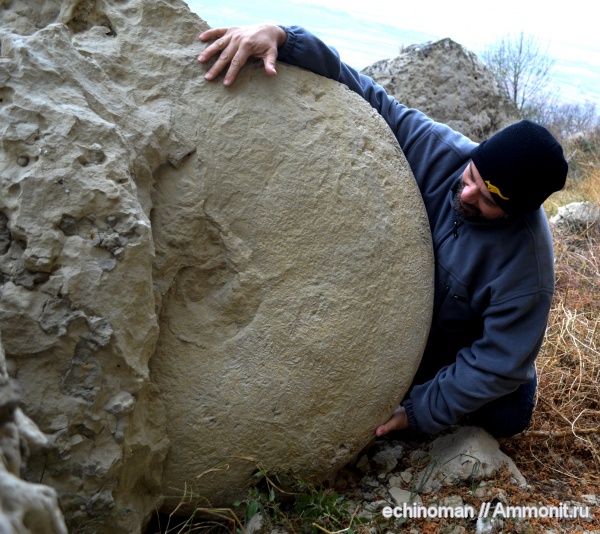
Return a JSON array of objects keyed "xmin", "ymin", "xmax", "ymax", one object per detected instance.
[{"xmin": 406, "ymin": 289, "xmax": 552, "ymax": 435}]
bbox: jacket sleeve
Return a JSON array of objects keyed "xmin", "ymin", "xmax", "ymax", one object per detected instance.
[{"xmin": 403, "ymin": 289, "xmax": 552, "ymax": 434}]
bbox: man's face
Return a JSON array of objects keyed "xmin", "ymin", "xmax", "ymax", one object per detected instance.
[{"xmin": 454, "ymin": 162, "xmax": 508, "ymax": 222}]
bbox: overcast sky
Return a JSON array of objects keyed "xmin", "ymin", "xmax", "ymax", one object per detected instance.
[
  {"xmin": 296, "ymin": 0, "xmax": 597, "ymax": 49},
  {"xmin": 189, "ymin": 0, "xmax": 600, "ymax": 104}
]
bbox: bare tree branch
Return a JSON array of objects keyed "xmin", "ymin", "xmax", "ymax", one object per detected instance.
[{"xmin": 482, "ymin": 32, "xmax": 556, "ymax": 118}]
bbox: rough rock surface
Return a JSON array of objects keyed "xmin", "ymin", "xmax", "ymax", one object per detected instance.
[
  {"xmin": 362, "ymin": 38, "xmax": 519, "ymax": 141},
  {"xmin": 0, "ymin": 337, "xmax": 68, "ymax": 533},
  {"xmin": 0, "ymin": 0, "xmax": 433, "ymax": 530},
  {"xmin": 550, "ymin": 201, "xmax": 600, "ymax": 232},
  {"xmin": 413, "ymin": 426, "xmax": 527, "ymax": 491}
]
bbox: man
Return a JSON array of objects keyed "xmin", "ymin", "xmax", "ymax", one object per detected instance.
[{"xmin": 198, "ymin": 24, "xmax": 568, "ymax": 438}]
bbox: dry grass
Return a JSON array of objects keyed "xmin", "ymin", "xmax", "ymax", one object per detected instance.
[
  {"xmin": 503, "ymin": 144, "xmax": 600, "ymax": 495},
  {"xmin": 544, "ymin": 131, "xmax": 600, "ymax": 217}
]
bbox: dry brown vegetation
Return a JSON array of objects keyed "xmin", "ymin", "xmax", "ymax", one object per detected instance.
[{"xmin": 501, "ymin": 131, "xmax": 600, "ymax": 516}]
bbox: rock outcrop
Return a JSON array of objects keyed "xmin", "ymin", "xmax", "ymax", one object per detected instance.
[
  {"xmin": 413, "ymin": 426, "xmax": 527, "ymax": 491},
  {"xmin": 1, "ymin": 0, "xmax": 433, "ymax": 531},
  {"xmin": 362, "ymin": 38, "xmax": 519, "ymax": 141},
  {"xmin": 550, "ymin": 201, "xmax": 600, "ymax": 233},
  {"xmin": 0, "ymin": 336, "xmax": 68, "ymax": 533}
]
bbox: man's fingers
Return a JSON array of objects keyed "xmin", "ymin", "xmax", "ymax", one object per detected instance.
[
  {"xmin": 375, "ymin": 407, "xmax": 409, "ymax": 437},
  {"xmin": 222, "ymin": 50, "xmax": 252, "ymax": 86},
  {"xmin": 203, "ymin": 43, "xmax": 273, "ymax": 86},
  {"xmin": 375, "ymin": 423, "xmax": 391, "ymax": 437},
  {"xmin": 198, "ymin": 25, "xmax": 282, "ymax": 86},
  {"xmin": 263, "ymin": 51, "xmax": 278, "ymax": 77},
  {"xmin": 198, "ymin": 35, "xmax": 230, "ymax": 63},
  {"xmin": 202, "ymin": 49, "xmax": 228, "ymax": 81},
  {"xmin": 198, "ymin": 27, "xmax": 228, "ymax": 42}
]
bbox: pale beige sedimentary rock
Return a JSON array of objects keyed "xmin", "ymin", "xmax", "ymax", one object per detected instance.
[{"xmin": 0, "ymin": 0, "xmax": 433, "ymax": 529}]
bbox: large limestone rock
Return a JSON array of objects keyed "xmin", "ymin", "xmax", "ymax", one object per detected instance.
[
  {"xmin": 152, "ymin": 61, "xmax": 433, "ymax": 510},
  {"xmin": 362, "ymin": 38, "xmax": 519, "ymax": 141},
  {"xmin": 1, "ymin": 2, "xmax": 178, "ymax": 531},
  {"xmin": 0, "ymin": 0, "xmax": 433, "ymax": 529},
  {"xmin": 550, "ymin": 201, "xmax": 600, "ymax": 233},
  {"xmin": 414, "ymin": 427, "xmax": 527, "ymax": 491}
]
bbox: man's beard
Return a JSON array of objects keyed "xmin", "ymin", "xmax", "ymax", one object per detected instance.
[{"xmin": 454, "ymin": 180, "xmax": 487, "ymax": 222}]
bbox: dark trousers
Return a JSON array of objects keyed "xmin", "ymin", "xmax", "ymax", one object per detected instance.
[{"xmin": 464, "ymin": 374, "xmax": 537, "ymax": 438}]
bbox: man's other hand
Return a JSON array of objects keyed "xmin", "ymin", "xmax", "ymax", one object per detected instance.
[
  {"xmin": 375, "ymin": 405, "xmax": 409, "ymax": 437},
  {"xmin": 198, "ymin": 24, "xmax": 287, "ymax": 86}
]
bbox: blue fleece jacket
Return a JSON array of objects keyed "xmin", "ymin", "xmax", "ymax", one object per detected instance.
[{"xmin": 277, "ymin": 26, "xmax": 555, "ymax": 434}]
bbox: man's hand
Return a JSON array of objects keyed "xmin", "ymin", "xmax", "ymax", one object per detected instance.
[
  {"xmin": 375, "ymin": 405, "xmax": 409, "ymax": 437},
  {"xmin": 198, "ymin": 24, "xmax": 287, "ymax": 86}
]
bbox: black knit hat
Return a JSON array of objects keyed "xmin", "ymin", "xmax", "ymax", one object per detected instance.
[{"xmin": 470, "ymin": 120, "xmax": 568, "ymax": 216}]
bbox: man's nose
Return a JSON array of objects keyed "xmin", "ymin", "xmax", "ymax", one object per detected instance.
[{"xmin": 461, "ymin": 183, "xmax": 478, "ymax": 203}]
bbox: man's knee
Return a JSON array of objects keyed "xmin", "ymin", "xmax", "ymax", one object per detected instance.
[{"xmin": 466, "ymin": 378, "xmax": 537, "ymax": 438}]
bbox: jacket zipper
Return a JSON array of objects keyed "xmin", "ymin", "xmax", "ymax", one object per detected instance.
[
  {"xmin": 434, "ymin": 219, "xmax": 462, "ymax": 254},
  {"xmin": 432, "ymin": 219, "xmax": 469, "ymax": 319}
]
